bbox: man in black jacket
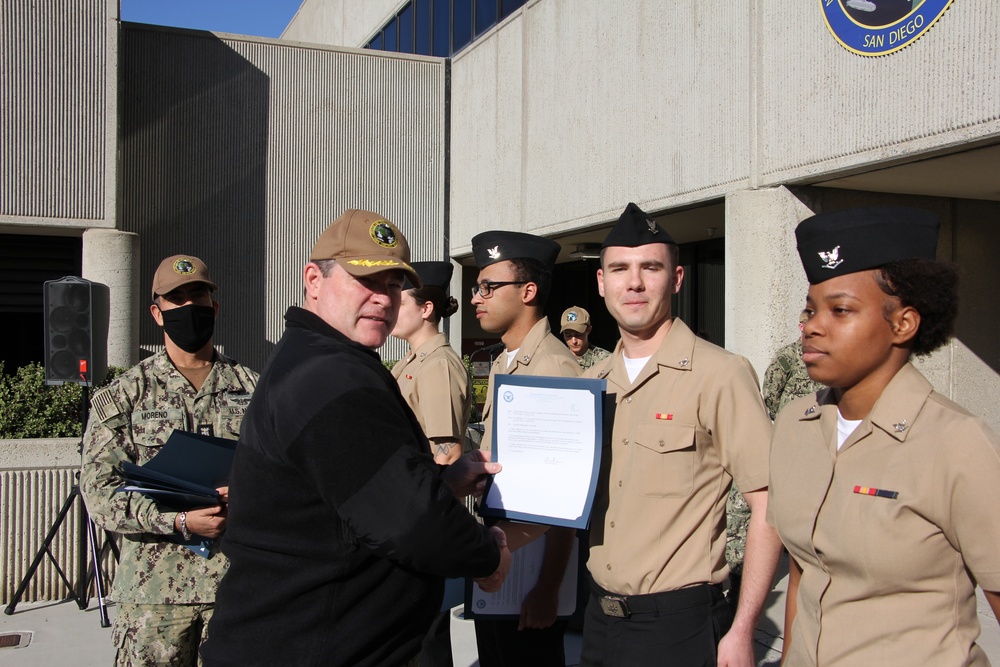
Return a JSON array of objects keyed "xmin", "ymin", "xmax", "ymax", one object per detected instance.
[{"xmin": 203, "ymin": 209, "xmax": 510, "ymax": 666}]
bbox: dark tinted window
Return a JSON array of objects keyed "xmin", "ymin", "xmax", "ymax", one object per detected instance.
[
  {"xmin": 453, "ymin": 0, "xmax": 472, "ymax": 53},
  {"xmin": 384, "ymin": 18, "xmax": 398, "ymax": 51},
  {"xmin": 433, "ymin": 0, "xmax": 450, "ymax": 56},
  {"xmin": 476, "ymin": 0, "xmax": 497, "ymax": 36},
  {"xmin": 415, "ymin": 0, "xmax": 431, "ymax": 55},
  {"xmin": 501, "ymin": 0, "xmax": 526, "ymax": 19},
  {"xmin": 369, "ymin": 32, "xmax": 383, "ymax": 50},
  {"xmin": 399, "ymin": 4, "xmax": 415, "ymax": 53}
]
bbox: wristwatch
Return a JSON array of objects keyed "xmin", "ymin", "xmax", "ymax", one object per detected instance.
[{"xmin": 178, "ymin": 512, "xmax": 191, "ymax": 540}]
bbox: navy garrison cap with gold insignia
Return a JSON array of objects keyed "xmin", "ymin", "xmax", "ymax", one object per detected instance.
[
  {"xmin": 404, "ymin": 261, "xmax": 453, "ymax": 291},
  {"xmin": 602, "ymin": 202, "xmax": 676, "ymax": 248},
  {"xmin": 795, "ymin": 207, "xmax": 939, "ymax": 284},
  {"xmin": 471, "ymin": 231, "xmax": 560, "ymax": 270}
]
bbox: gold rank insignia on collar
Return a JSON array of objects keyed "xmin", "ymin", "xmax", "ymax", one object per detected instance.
[{"xmin": 893, "ymin": 420, "xmax": 907, "ymax": 433}]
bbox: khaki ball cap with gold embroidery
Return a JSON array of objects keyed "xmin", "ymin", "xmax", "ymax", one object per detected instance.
[
  {"xmin": 310, "ymin": 209, "xmax": 421, "ymax": 288},
  {"xmin": 151, "ymin": 254, "xmax": 218, "ymax": 299}
]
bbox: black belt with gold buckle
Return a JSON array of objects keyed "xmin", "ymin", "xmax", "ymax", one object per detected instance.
[{"xmin": 593, "ymin": 583, "xmax": 722, "ymax": 619}]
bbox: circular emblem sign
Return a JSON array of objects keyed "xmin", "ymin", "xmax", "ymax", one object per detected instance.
[
  {"xmin": 370, "ymin": 221, "xmax": 398, "ymax": 248},
  {"xmin": 173, "ymin": 258, "xmax": 195, "ymax": 275},
  {"xmin": 820, "ymin": 0, "xmax": 953, "ymax": 56}
]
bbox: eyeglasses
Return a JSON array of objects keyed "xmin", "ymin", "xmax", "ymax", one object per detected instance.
[{"xmin": 471, "ymin": 281, "xmax": 528, "ymax": 298}]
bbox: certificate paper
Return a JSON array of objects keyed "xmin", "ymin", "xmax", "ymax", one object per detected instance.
[
  {"xmin": 465, "ymin": 533, "xmax": 579, "ymax": 619},
  {"xmin": 480, "ymin": 375, "xmax": 605, "ymax": 529}
]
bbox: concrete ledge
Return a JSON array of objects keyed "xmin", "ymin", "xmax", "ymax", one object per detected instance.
[{"xmin": 0, "ymin": 438, "xmax": 82, "ymax": 470}]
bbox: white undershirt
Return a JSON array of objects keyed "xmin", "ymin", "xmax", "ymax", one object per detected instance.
[
  {"xmin": 837, "ymin": 410, "xmax": 863, "ymax": 450},
  {"xmin": 622, "ymin": 354, "xmax": 651, "ymax": 384},
  {"xmin": 505, "ymin": 348, "xmax": 519, "ymax": 369}
]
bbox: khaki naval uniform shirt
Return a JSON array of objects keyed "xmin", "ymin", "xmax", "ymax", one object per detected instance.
[
  {"xmin": 392, "ymin": 333, "xmax": 471, "ymax": 442},
  {"xmin": 768, "ymin": 363, "xmax": 1000, "ymax": 666},
  {"xmin": 81, "ymin": 351, "xmax": 257, "ymax": 604},
  {"xmin": 481, "ymin": 317, "xmax": 581, "ymax": 452},
  {"xmin": 585, "ymin": 318, "xmax": 771, "ymax": 595}
]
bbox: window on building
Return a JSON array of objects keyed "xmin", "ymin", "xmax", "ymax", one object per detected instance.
[
  {"xmin": 475, "ymin": 0, "xmax": 498, "ymax": 37},
  {"xmin": 383, "ymin": 18, "xmax": 398, "ymax": 51},
  {"xmin": 416, "ymin": 0, "xmax": 432, "ymax": 55},
  {"xmin": 432, "ymin": 0, "xmax": 450, "ymax": 56},
  {"xmin": 452, "ymin": 0, "xmax": 473, "ymax": 53},
  {"xmin": 399, "ymin": 4, "xmax": 415, "ymax": 53},
  {"xmin": 501, "ymin": 0, "xmax": 527, "ymax": 19},
  {"xmin": 366, "ymin": 0, "xmax": 527, "ymax": 56}
]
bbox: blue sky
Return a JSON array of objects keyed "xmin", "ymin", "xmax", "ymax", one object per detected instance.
[{"xmin": 121, "ymin": 0, "xmax": 304, "ymax": 39}]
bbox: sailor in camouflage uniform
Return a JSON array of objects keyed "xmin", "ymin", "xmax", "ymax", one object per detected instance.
[
  {"xmin": 726, "ymin": 331, "xmax": 824, "ymax": 608},
  {"xmin": 81, "ymin": 255, "xmax": 257, "ymax": 667},
  {"xmin": 761, "ymin": 336, "xmax": 824, "ymax": 421},
  {"xmin": 559, "ymin": 306, "xmax": 611, "ymax": 370}
]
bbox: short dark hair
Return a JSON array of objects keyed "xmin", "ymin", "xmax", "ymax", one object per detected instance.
[
  {"xmin": 875, "ymin": 259, "xmax": 959, "ymax": 357},
  {"xmin": 509, "ymin": 257, "xmax": 552, "ymax": 309},
  {"xmin": 409, "ymin": 285, "xmax": 458, "ymax": 322}
]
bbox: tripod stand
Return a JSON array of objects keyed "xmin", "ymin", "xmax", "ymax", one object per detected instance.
[{"xmin": 3, "ymin": 387, "xmax": 120, "ymax": 627}]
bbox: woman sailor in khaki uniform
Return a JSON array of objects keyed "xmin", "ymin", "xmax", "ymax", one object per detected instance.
[
  {"xmin": 390, "ymin": 261, "xmax": 471, "ymax": 666},
  {"xmin": 391, "ymin": 260, "xmax": 470, "ymax": 465},
  {"xmin": 768, "ymin": 207, "xmax": 1000, "ymax": 666}
]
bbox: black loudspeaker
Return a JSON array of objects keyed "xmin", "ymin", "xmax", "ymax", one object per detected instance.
[{"xmin": 43, "ymin": 277, "xmax": 109, "ymax": 386}]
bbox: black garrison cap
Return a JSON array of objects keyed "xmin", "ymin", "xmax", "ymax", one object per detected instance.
[
  {"xmin": 471, "ymin": 231, "xmax": 560, "ymax": 270},
  {"xmin": 795, "ymin": 207, "xmax": 940, "ymax": 284},
  {"xmin": 404, "ymin": 261, "xmax": 453, "ymax": 291},
  {"xmin": 602, "ymin": 202, "xmax": 676, "ymax": 248}
]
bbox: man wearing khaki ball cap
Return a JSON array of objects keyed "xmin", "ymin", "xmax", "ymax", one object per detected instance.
[
  {"xmin": 81, "ymin": 253, "xmax": 257, "ymax": 666},
  {"xmin": 560, "ymin": 305, "xmax": 610, "ymax": 371},
  {"xmin": 204, "ymin": 209, "xmax": 511, "ymax": 667}
]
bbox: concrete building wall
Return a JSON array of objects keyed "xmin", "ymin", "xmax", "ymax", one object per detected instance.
[
  {"xmin": 0, "ymin": 0, "xmax": 117, "ymax": 229},
  {"xmin": 282, "ymin": 0, "xmax": 403, "ymax": 47},
  {"xmin": 450, "ymin": 1, "xmax": 753, "ymax": 248},
  {"xmin": 448, "ymin": 0, "xmax": 999, "ymax": 244},
  {"xmin": 756, "ymin": 1, "xmax": 1000, "ymax": 185},
  {"xmin": 440, "ymin": 0, "xmax": 1000, "ymax": 432},
  {"xmin": 119, "ymin": 25, "xmax": 446, "ymax": 369}
]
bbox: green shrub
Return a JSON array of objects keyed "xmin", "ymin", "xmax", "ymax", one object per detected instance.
[{"xmin": 0, "ymin": 362, "xmax": 125, "ymax": 439}]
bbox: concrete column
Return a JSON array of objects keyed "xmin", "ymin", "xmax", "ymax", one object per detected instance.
[
  {"xmin": 82, "ymin": 229, "xmax": 140, "ymax": 368},
  {"xmin": 724, "ymin": 187, "xmax": 815, "ymax": 380}
]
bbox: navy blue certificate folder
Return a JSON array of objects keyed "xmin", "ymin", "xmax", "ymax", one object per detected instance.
[{"xmin": 117, "ymin": 430, "xmax": 237, "ymax": 510}]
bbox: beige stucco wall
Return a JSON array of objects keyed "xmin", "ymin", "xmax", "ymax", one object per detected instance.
[{"xmin": 281, "ymin": 0, "xmax": 404, "ymax": 46}]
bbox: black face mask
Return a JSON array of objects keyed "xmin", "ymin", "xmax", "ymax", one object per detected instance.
[{"xmin": 160, "ymin": 304, "xmax": 216, "ymax": 353}]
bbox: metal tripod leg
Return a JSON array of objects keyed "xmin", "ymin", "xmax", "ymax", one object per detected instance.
[
  {"xmin": 4, "ymin": 485, "xmax": 119, "ymax": 629},
  {"xmin": 85, "ymin": 511, "xmax": 111, "ymax": 627}
]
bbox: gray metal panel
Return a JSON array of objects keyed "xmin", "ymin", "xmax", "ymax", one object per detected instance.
[
  {"xmin": 120, "ymin": 25, "xmax": 445, "ymax": 369},
  {"xmin": 0, "ymin": 0, "xmax": 111, "ymax": 224}
]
